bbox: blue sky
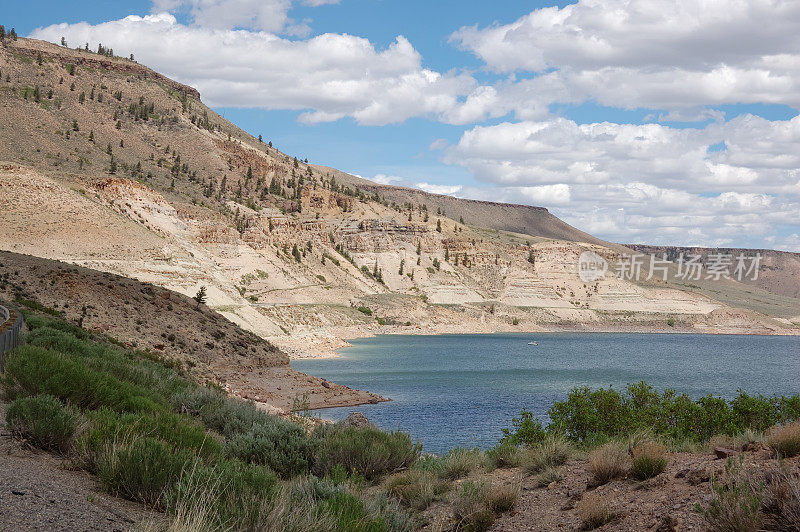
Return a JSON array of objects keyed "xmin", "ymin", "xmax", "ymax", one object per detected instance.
[{"xmin": 5, "ymin": 1, "xmax": 800, "ymax": 250}]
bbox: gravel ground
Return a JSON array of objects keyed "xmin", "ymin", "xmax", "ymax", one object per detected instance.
[{"xmin": 0, "ymin": 401, "xmax": 165, "ymax": 531}]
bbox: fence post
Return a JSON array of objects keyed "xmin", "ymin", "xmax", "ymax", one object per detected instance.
[{"xmin": 0, "ymin": 304, "xmax": 23, "ymax": 374}]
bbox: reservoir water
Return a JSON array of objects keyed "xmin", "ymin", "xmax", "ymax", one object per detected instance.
[{"xmin": 293, "ymin": 333, "xmax": 800, "ymax": 454}]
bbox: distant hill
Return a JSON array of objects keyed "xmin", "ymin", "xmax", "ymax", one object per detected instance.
[
  {"xmin": 626, "ymin": 245, "xmax": 800, "ymax": 300},
  {"xmin": 315, "ymin": 165, "xmax": 607, "ymax": 245}
]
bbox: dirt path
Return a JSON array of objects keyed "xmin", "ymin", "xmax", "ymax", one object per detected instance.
[{"xmin": 0, "ymin": 401, "xmax": 163, "ymax": 531}]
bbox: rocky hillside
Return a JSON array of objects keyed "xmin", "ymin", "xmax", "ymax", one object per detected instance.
[
  {"xmin": 627, "ymin": 244, "xmax": 800, "ymax": 300},
  {"xmin": 0, "ymin": 250, "xmax": 384, "ymax": 410},
  {"xmin": 0, "ymin": 34, "xmax": 798, "ymax": 373}
]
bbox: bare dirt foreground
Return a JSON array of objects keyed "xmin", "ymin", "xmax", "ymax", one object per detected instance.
[{"xmin": 0, "ymin": 402, "xmax": 163, "ymax": 531}]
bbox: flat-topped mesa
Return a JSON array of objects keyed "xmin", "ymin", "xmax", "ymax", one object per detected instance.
[{"xmin": 6, "ymin": 37, "xmax": 201, "ymax": 100}]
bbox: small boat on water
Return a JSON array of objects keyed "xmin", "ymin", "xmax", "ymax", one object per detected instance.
[{"xmin": 527, "ymin": 341, "xmax": 538, "ymax": 346}]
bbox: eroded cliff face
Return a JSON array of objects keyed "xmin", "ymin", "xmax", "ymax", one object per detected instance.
[
  {"xmin": 2, "ymin": 163, "xmax": 794, "ymax": 359},
  {"xmin": 1, "ymin": 37, "xmax": 798, "ymax": 362}
]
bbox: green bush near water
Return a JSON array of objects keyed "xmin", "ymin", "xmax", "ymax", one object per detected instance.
[
  {"xmin": 502, "ymin": 381, "xmax": 800, "ymax": 446},
  {"xmin": 225, "ymin": 419, "xmax": 315, "ymax": 478},
  {"xmin": 312, "ymin": 424, "xmax": 422, "ymax": 480}
]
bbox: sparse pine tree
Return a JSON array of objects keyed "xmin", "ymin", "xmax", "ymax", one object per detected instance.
[
  {"xmin": 0, "ymin": 26, "xmax": 6, "ymax": 42},
  {"xmin": 78, "ymin": 92, "xmax": 85, "ymax": 103},
  {"xmin": 36, "ymin": 52, "xmax": 43, "ymax": 65},
  {"xmin": 70, "ymin": 82, "xmax": 75, "ymax": 91},
  {"xmin": 9, "ymin": 28, "xmax": 17, "ymax": 41},
  {"xmin": 444, "ymin": 248, "xmax": 449, "ymax": 262},
  {"xmin": 106, "ymin": 143, "xmax": 113, "ymax": 155},
  {"xmin": 115, "ymin": 120, "xmax": 121, "ymax": 129},
  {"xmin": 109, "ymin": 156, "xmax": 117, "ymax": 175},
  {"xmin": 61, "ymin": 36, "xmax": 67, "ymax": 47},
  {"xmin": 72, "ymin": 119, "xmax": 79, "ymax": 132},
  {"xmin": 399, "ymin": 259, "xmax": 405, "ymax": 276},
  {"xmin": 33, "ymin": 86, "xmax": 40, "ymax": 103},
  {"xmin": 436, "ymin": 219, "xmax": 442, "ymax": 233},
  {"xmin": 88, "ymin": 130, "xmax": 94, "ymax": 142},
  {"xmin": 193, "ymin": 286, "xmax": 207, "ymax": 307}
]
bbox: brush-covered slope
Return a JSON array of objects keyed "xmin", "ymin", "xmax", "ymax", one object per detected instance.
[
  {"xmin": 0, "ymin": 250, "xmax": 384, "ymax": 410},
  {"xmin": 0, "ymin": 35, "xmax": 798, "ymax": 355}
]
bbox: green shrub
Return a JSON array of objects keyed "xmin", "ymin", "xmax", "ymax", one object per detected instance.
[
  {"xmin": 170, "ymin": 384, "xmax": 225, "ymax": 413},
  {"xmin": 225, "ymin": 420, "xmax": 314, "ymax": 478},
  {"xmin": 630, "ymin": 441, "xmax": 668, "ymax": 480},
  {"xmin": 97, "ymin": 437, "xmax": 196, "ymax": 507},
  {"xmin": 532, "ymin": 382, "xmax": 800, "ymax": 444},
  {"xmin": 25, "ymin": 315, "xmax": 88, "ymax": 338},
  {"xmin": 280, "ymin": 476, "xmax": 412, "ymax": 532},
  {"xmin": 6, "ymin": 395, "xmax": 79, "ymax": 453},
  {"xmin": 26, "ymin": 326, "xmax": 191, "ymax": 401},
  {"xmin": 313, "ymin": 425, "xmax": 421, "ymax": 480},
  {"xmin": 79, "ymin": 408, "xmax": 221, "ymax": 470},
  {"xmin": 3, "ymin": 345, "xmax": 163, "ymax": 413},
  {"xmin": 501, "ymin": 409, "xmax": 547, "ymax": 446},
  {"xmin": 199, "ymin": 395, "xmax": 275, "ymax": 438}
]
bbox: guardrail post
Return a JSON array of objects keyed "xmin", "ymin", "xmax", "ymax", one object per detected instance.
[{"xmin": 0, "ymin": 304, "xmax": 23, "ymax": 373}]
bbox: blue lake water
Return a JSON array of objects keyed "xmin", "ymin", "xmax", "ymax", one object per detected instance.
[{"xmin": 293, "ymin": 333, "xmax": 800, "ymax": 454}]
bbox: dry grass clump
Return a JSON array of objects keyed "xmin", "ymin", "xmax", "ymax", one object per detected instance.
[
  {"xmin": 439, "ymin": 448, "xmax": 484, "ymax": 480},
  {"xmin": 534, "ymin": 466, "xmax": 563, "ymax": 488},
  {"xmin": 767, "ymin": 422, "xmax": 800, "ymax": 458},
  {"xmin": 523, "ymin": 434, "xmax": 573, "ymax": 475},
  {"xmin": 630, "ymin": 441, "xmax": 668, "ymax": 481},
  {"xmin": 702, "ymin": 461, "xmax": 763, "ymax": 532},
  {"xmin": 385, "ymin": 469, "xmax": 449, "ymax": 511},
  {"xmin": 485, "ymin": 442, "xmax": 523, "ymax": 470},
  {"xmin": 762, "ymin": 470, "xmax": 800, "ymax": 530},
  {"xmin": 577, "ymin": 494, "xmax": 616, "ymax": 530},
  {"xmin": 452, "ymin": 480, "xmax": 519, "ymax": 531},
  {"xmin": 485, "ymin": 482, "xmax": 519, "ymax": 514},
  {"xmin": 587, "ymin": 443, "xmax": 628, "ymax": 485}
]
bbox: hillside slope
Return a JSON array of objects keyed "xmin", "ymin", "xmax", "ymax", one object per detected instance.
[
  {"xmin": 0, "ymin": 250, "xmax": 384, "ymax": 410},
  {"xmin": 0, "ymin": 34, "xmax": 798, "ymax": 370}
]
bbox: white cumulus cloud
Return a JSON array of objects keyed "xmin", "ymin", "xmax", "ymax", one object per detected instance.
[{"xmin": 31, "ymin": 14, "xmax": 477, "ymax": 125}]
